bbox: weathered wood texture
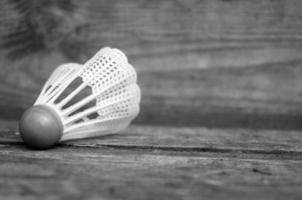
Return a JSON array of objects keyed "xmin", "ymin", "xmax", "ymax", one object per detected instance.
[
  {"xmin": 0, "ymin": 123, "xmax": 302, "ymax": 200},
  {"xmin": 1, "ymin": 0, "xmax": 302, "ymax": 128}
]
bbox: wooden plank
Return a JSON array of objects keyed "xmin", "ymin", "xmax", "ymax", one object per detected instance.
[
  {"xmin": 69, "ymin": 125, "xmax": 302, "ymax": 154},
  {"xmin": 0, "ymin": 124, "xmax": 302, "ymax": 199},
  {"xmin": 1, "ymin": 123, "xmax": 302, "ymax": 159},
  {"xmin": 2, "ymin": 60, "xmax": 302, "ymax": 129},
  {"xmin": 0, "ymin": 146, "xmax": 301, "ymax": 200},
  {"xmin": 2, "ymin": 119, "xmax": 302, "ymax": 152},
  {"xmin": 135, "ymin": 60, "xmax": 302, "ymax": 129}
]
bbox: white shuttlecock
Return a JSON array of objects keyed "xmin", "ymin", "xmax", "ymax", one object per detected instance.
[{"xmin": 19, "ymin": 47, "xmax": 141, "ymax": 149}]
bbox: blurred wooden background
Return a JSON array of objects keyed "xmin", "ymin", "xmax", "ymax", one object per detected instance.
[{"xmin": 1, "ymin": 0, "xmax": 302, "ymax": 129}]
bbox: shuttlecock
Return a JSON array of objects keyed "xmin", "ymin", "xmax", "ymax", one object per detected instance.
[{"xmin": 19, "ymin": 47, "xmax": 141, "ymax": 149}]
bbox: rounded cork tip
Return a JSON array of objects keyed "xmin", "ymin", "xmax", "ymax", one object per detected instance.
[{"xmin": 19, "ymin": 105, "xmax": 63, "ymax": 150}]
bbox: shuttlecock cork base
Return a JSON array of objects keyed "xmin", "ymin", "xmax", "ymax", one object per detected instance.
[
  {"xmin": 19, "ymin": 47, "xmax": 141, "ymax": 149},
  {"xmin": 19, "ymin": 105, "xmax": 63, "ymax": 149}
]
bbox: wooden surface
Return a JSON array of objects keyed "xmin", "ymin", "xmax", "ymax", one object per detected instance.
[
  {"xmin": 1, "ymin": 0, "xmax": 302, "ymax": 199},
  {"xmin": 0, "ymin": 122, "xmax": 302, "ymax": 200}
]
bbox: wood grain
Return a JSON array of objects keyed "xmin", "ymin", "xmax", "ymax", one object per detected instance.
[{"xmin": 0, "ymin": 123, "xmax": 302, "ymax": 200}]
